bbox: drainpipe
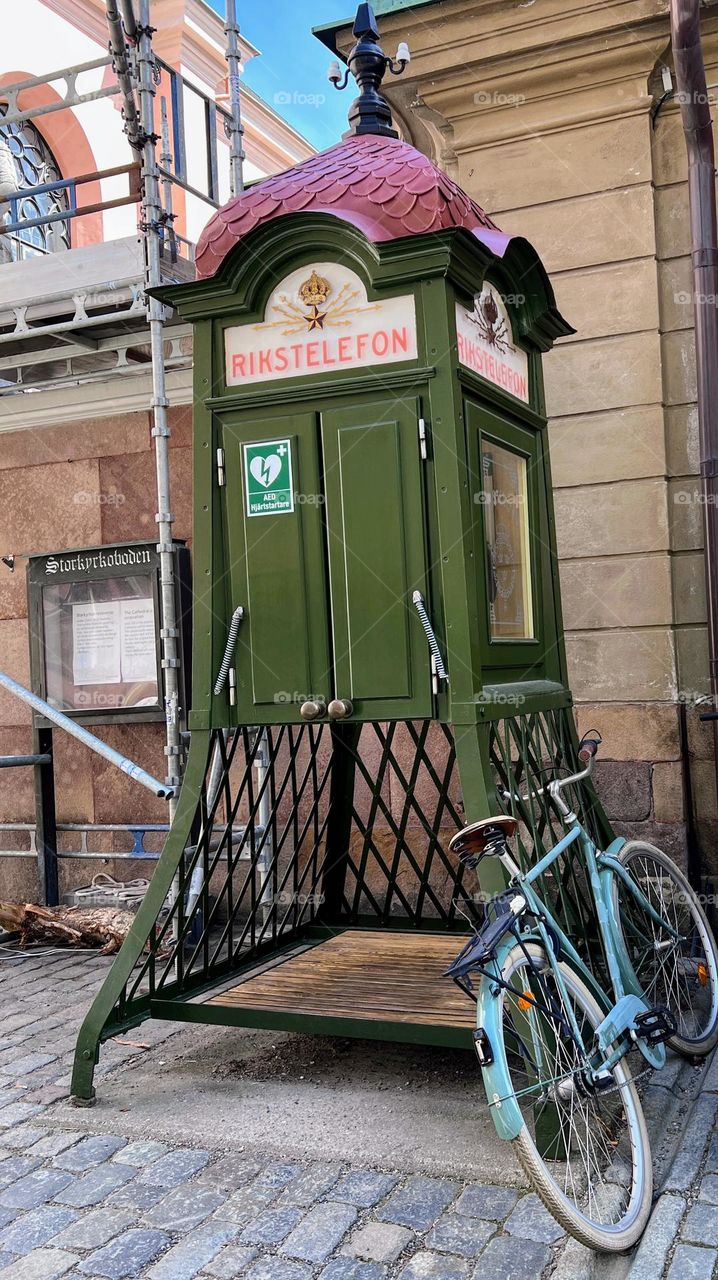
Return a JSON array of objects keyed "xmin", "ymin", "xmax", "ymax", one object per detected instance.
[{"xmin": 670, "ymin": 0, "xmax": 718, "ymax": 860}]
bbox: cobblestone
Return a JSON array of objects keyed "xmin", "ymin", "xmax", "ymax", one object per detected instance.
[
  {"xmin": 320, "ymin": 1261, "xmax": 388, "ymax": 1280},
  {"xmin": 201, "ymin": 1242, "xmax": 258, "ymax": 1277},
  {"xmin": 245, "ymin": 1261, "xmax": 312, "ymax": 1280},
  {"xmin": 454, "ymin": 1185, "xmax": 518, "ymax": 1222},
  {"xmin": 139, "ymin": 1148, "xmax": 209, "ymax": 1189},
  {"xmin": 476, "ymin": 1236, "xmax": 552, "ymax": 1279},
  {"xmin": 333, "ymin": 1171, "xmax": 399, "ymax": 1208},
  {"xmin": 53, "ymin": 1162, "xmax": 136, "ymax": 1208},
  {"xmin": 76, "ymin": 1228, "xmax": 171, "ymax": 1278},
  {"xmin": 143, "ymin": 1182, "xmax": 228, "ymax": 1232},
  {"xmin": 0, "ymin": 1205, "xmax": 78, "ymax": 1255},
  {"xmin": 281, "ymin": 1201, "xmax": 358, "ymax": 1263},
  {"xmin": 52, "ymin": 1208, "xmax": 136, "ymax": 1250},
  {"xmin": 277, "ymin": 1161, "xmax": 342, "ymax": 1207},
  {"xmin": 503, "ymin": 1194, "xmax": 565, "ymax": 1245},
  {"xmin": 0, "ymin": 1167, "xmax": 74, "ymax": 1210},
  {"xmin": 0, "ymin": 1247, "xmax": 81, "ymax": 1279},
  {"xmin": 111, "ymin": 1140, "xmax": 166, "ymax": 1167},
  {"xmin": 667, "ymin": 1244, "xmax": 718, "ymax": 1280},
  {"xmin": 2, "ymin": 1055, "xmax": 58, "ymax": 1078},
  {"xmin": 54, "ymin": 1136, "xmax": 127, "ymax": 1172},
  {"xmin": 376, "ymin": 1177, "xmax": 459, "ymax": 1230},
  {"xmin": 0, "ymin": 1153, "xmax": 43, "ymax": 1187},
  {"xmin": 343, "ymin": 1220, "xmax": 413, "ymax": 1263},
  {"xmin": 682, "ymin": 1203, "xmax": 718, "ymax": 1248},
  {"xmin": 396, "ymin": 1251, "xmax": 470, "ymax": 1279},
  {"xmin": 146, "ymin": 1221, "xmax": 237, "ymax": 1280},
  {"xmin": 239, "ymin": 1205, "xmax": 304, "ymax": 1245},
  {"xmin": 426, "ymin": 1213, "xmax": 495, "ymax": 1257}
]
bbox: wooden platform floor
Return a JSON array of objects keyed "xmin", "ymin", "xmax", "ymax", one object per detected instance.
[{"xmin": 207, "ymin": 930, "xmax": 475, "ymax": 1030}]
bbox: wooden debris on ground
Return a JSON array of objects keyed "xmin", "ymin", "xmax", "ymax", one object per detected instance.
[{"xmin": 0, "ymin": 901, "xmax": 135, "ymax": 954}]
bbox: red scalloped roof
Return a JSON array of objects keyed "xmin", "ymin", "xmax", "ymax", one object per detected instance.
[{"xmin": 196, "ymin": 133, "xmax": 502, "ymax": 279}]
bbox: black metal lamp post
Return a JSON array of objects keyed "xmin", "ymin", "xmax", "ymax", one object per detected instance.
[{"xmin": 327, "ymin": 2, "xmax": 410, "ymax": 138}]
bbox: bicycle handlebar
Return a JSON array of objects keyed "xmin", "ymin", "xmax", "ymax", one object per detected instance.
[{"xmin": 502, "ymin": 752, "xmax": 595, "ymax": 806}]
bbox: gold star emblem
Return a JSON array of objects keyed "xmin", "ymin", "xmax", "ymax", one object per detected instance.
[{"xmin": 306, "ymin": 305, "xmax": 326, "ymax": 330}]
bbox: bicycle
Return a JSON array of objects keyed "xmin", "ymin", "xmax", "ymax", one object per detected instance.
[{"xmin": 445, "ymin": 736, "xmax": 718, "ymax": 1251}]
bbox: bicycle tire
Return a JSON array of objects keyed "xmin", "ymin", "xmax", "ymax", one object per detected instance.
[
  {"xmin": 488, "ymin": 941, "xmax": 653, "ymax": 1251},
  {"xmin": 613, "ymin": 841, "xmax": 718, "ymax": 1056}
]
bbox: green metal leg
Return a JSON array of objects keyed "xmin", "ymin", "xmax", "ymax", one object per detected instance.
[
  {"xmin": 70, "ymin": 731, "xmax": 212, "ymax": 1102},
  {"xmin": 453, "ymin": 719, "xmax": 507, "ymax": 899}
]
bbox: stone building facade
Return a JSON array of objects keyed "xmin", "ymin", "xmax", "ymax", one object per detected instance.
[{"xmin": 316, "ymin": 0, "xmax": 718, "ymax": 867}]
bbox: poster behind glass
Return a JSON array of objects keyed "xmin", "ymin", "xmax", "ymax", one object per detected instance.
[{"xmin": 42, "ymin": 574, "xmax": 160, "ymax": 713}]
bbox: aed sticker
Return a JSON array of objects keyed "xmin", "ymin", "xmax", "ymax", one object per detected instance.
[{"xmin": 243, "ymin": 438, "xmax": 294, "ymax": 517}]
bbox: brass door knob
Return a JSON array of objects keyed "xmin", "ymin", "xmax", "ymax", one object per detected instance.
[
  {"xmin": 299, "ymin": 699, "xmax": 326, "ymax": 721},
  {"xmin": 327, "ymin": 698, "xmax": 354, "ymax": 720}
]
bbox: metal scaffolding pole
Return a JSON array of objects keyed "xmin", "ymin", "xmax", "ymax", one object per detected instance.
[
  {"xmin": 135, "ymin": 0, "xmax": 183, "ymax": 814},
  {"xmin": 224, "ymin": 0, "xmax": 245, "ymax": 197},
  {"xmin": 106, "ymin": 0, "xmax": 184, "ymax": 821}
]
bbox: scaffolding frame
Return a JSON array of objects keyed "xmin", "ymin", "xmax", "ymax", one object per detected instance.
[{"xmin": 0, "ymin": 1, "xmax": 245, "ymax": 884}]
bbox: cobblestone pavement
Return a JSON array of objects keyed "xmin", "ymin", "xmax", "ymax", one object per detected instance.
[
  {"xmin": 0, "ymin": 947, "xmax": 565, "ymax": 1280},
  {"xmin": 6, "ymin": 948, "xmax": 718, "ymax": 1280},
  {"xmin": 624, "ymin": 1051, "xmax": 718, "ymax": 1280}
]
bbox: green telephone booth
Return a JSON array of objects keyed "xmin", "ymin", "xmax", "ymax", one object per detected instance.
[{"xmin": 71, "ymin": 5, "xmax": 609, "ymax": 1102}]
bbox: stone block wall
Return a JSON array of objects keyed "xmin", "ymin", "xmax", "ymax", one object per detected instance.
[
  {"xmin": 370, "ymin": 0, "xmax": 718, "ymax": 868},
  {"xmin": 0, "ymin": 405, "xmax": 193, "ymax": 901}
]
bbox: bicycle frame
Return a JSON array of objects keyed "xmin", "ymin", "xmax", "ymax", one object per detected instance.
[{"xmin": 476, "ymin": 820, "xmax": 683, "ymax": 1142}]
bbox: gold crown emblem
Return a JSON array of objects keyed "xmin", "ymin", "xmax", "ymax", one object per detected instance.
[{"xmin": 298, "ymin": 271, "xmax": 331, "ymax": 307}]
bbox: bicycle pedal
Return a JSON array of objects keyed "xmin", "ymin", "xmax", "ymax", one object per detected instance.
[{"xmin": 634, "ymin": 1004, "xmax": 676, "ymax": 1046}]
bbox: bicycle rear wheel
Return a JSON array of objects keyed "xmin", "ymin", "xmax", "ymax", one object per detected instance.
[
  {"xmin": 614, "ymin": 841, "xmax": 718, "ymax": 1056},
  {"xmin": 490, "ymin": 941, "xmax": 652, "ymax": 1251}
]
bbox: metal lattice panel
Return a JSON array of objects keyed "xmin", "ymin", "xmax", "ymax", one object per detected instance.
[
  {"xmin": 488, "ymin": 707, "xmax": 608, "ymax": 968},
  {"xmin": 339, "ymin": 721, "xmax": 470, "ymax": 925}
]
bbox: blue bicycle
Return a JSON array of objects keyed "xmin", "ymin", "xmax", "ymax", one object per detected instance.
[{"xmin": 446, "ymin": 738, "xmax": 718, "ymax": 1251}]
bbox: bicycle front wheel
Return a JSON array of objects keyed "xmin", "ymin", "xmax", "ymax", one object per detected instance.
[
  {"xmin": 491, "ymin": 941, "xmax": 652, "ymax": 1251},
  {"xmin": 614, "ymin": 841, "xmax": 718, "ymax": 1056}
]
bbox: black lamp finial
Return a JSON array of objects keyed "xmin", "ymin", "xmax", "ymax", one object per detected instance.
[{"xmin": 327, "ymin": 2, "xmax": 410, "ymax": 139}]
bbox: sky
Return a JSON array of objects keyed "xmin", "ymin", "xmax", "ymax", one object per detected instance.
[{"xmin": 208, "ymin": 1, "xmax": 355, "ymax": 151}]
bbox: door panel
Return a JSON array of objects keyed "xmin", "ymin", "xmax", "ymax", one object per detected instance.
[
  {"xmin": 321, "ymin": 397, "xmax": 432, "ymax": 719},
  {"xmin": 222, "ymin": 411, "xmax": 332, "ymax": 721}
]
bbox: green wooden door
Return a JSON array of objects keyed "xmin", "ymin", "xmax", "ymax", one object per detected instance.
[
  {"xmin": 321, "ymin": 395, "xmax": 432, "ymax": 720},
  {"xmin": 222, "ymin": 409, "xmax": 333, "ymax": 722},
  {"xmin": 221, "ymin": 394, "xmax": 432, "ymax": 723}
]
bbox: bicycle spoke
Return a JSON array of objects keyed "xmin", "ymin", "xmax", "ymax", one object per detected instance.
[
  {"xmin": 617, "ymin": 849, "xmax": 718, "ymax": 1045},
  {"xmin": 499, "ymin": 949, "xmax": 643, "ymax": 1233}
]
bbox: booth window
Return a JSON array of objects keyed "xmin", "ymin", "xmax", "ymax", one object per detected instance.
[
  {"xmin": 481, "ymin": 439, "xmax": 534, "ymax": 641},
  {"xmin": 0, "ymin": 111, "xmax": 70, "ymax": 260}
]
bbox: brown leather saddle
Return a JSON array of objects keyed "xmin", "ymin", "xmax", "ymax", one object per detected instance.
[{"xmin": 449, "ymin": 814, "xmax": 517, "ymax": 861}]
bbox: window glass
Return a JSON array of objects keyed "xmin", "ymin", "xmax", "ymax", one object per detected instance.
[
  {"xmin": 42, "ymin": 576, "xmax": 159, "ymax": 713},
  {"xmin": 481, "ymin": 440, "xmax": 534, "ymax": 641},
  {"xmin": 0, "ymin": 112, "xmax": 70, "ymax": 259}
]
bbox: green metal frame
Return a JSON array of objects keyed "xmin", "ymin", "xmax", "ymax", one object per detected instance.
[{"xmin": 71, "ymin": 212, "xmax": 609, "ymax": 1103}]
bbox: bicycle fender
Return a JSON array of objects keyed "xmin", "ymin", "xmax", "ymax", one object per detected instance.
[{"xmin": 475, "ymin": 935, "xmax": 524, "ymax": 1142}]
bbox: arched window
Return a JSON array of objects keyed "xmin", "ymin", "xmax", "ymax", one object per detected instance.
[{"xmin": 0, "ymin": 112, "xmax": 70, "ymax": 259}]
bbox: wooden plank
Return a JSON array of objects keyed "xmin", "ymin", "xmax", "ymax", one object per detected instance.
[{"xmin": 206, "ymin": 929, "xmax": 475, "ymax": 1029}]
